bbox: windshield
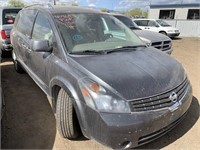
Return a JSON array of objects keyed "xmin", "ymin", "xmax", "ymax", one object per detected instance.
[
  {"xmin": 114, "ymin": 15, "xmax": 136, "ymax": 28},
  {"xmin": 156, "ymin": 20, "xmax": 171, "ymax": 27},
  {"xmin": 54, "ymin": 13, "xmax": 144, "ymax": 53}
]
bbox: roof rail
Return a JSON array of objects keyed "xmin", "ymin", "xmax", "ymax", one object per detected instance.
[
  {"xmin": 24, "ymin": 4, "xmax": 43, "ymax": 8},
  {"xmin": 24, "ymin": 3, "xmax": 53, "ymax": 9}
]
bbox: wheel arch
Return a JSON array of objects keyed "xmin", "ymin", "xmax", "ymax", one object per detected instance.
[
  {"xmin": 49, "ymin": 77, "xmax": 88, "ymax": 138},
  {"xmin": 159, "ymin": 30, "xmax": 167, "ymax": 34}
]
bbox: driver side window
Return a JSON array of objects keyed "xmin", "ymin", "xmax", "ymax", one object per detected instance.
[{"xmin": 32, "ymin": 12, "xmax": 53, "ymax": 44}]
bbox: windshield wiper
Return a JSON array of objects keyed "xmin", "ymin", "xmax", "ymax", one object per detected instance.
[
  {"xmin": 104, "ymin": 45, "xmax": 146, "ymax": 54},
  {"xmin": 69, "ymin": 50, "xmax": 105, "ymax": 55}
]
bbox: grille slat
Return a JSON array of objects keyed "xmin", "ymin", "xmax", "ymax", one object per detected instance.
[
  {"xmin": 151, "ymin": 40, "xmax": 171, "ymax": 51},
  {"xmin": 132, "ymin": 98, "xmax": 172, "ymax": 108},
  {"xmin": 130, "ymin": 78, "xmax": 189, "ymax": 112}
]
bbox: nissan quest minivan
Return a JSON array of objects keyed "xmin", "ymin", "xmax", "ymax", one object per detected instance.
[{"xmin": 11, "ymin": 5, "xmax": 192, "ymax": 149}]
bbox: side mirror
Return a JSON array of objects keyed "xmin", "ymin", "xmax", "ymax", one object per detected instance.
[
  {"xmin": 31, "ymin": 40, "xmax": 52, "ymax": 52},
  {"xmin": 155, "ymin": 24, "xmax": 160, "ymax": 27}
]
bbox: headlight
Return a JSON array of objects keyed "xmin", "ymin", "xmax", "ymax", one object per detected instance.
[
  {"xmin": 139, "ymin": 37, "xmax": 151, "ymax": 47},
  {"xmin": 79, "ymin": 78, "xmax": 131, "ymax": 113}
]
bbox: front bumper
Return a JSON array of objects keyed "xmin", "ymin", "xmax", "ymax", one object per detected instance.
[
  {"xmin": 0, "ymin": 39, "xmax": 13, "ymax": 51},
  {"xmin": 162, "ymin": 47, "xmax": 173, "ymax": 55},
  {"xmin": 167, "ymin": 33, "xmax": 180, "ymax": 38},
  {"xmin": 82, "ymin": 85, "xmax": 192, "ymax": 149}
]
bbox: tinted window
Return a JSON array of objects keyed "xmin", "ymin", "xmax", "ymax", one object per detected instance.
[
  {"xmin": 187, "ymin": 9, "xmax": 200, "ymax": 20},
  {"xmin": 159, "ymin": 10, "xmax": 175, "ymax": 19},
  {"xmin": 134, "ymin": 20, "xmax": 148, "ymax": 26},
  {"xmin": 32, "ymin": 12, "xmax": 53, "ymax": 43},
  {"xmin": 3, "ymin": 9, "xmax": 21, "ymax": 24},
  {"xmin": 16, "ymin": 9, "xmax": 37, "ymax": 37}
]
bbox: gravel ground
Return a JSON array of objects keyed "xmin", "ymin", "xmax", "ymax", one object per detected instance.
[{"xmin": 1, "ymin": 37, "xmax": 200, "ymax": 149}]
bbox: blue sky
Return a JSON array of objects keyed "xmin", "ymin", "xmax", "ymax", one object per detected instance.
[{"xmin": 0, "ymin": 0, "xmax": 199, "ymax": 11}]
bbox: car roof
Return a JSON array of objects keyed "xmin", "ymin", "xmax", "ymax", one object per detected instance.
[
  {"xmin": 25, "ymin": 5, "xmax": 103, "ymax": 15},
  {"xmin": 133, "ymin": 19, "xmax": 157, "ymax": 20},
  {"xmin": 0, "ymin": 7, "xmax": 22, "ymax": 10},
  {"xmin": 109, "ymin": 13, "xmax": 126, "ymax": 17}
]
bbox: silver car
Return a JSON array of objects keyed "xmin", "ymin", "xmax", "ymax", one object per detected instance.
[
  {"xmin": 113, "ymin": 14, "xmax": 173, "ymax": 54},
  {"xmin": 0, "ymin": 7, "xmax": 21, "ymax": 56}
]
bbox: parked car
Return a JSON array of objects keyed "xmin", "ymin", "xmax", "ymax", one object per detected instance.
[
  {"xmin": 11, "ymin": 5, "xmax": 192, "ymax": 149},
  {"xmin": 133, "ymin": 19, "xmax": 180, "ymax": 38},
  {"xmin": 112, "ymin": 14, "xmax": 173, "ymax": 54},
  {"xmin": 0, "ymin": 7, "xmax": 21, "ymax": 56}
]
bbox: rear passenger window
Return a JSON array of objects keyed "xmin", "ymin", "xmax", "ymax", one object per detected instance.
[
  {"xmin": 16, "ymin": 9, "xmax": 37, "ymax": 37},
  {"xmin": 135, "ymin": 20, "xmax": 148, "ymax": 26},
  {"xmin": 32, "ymin": 12, "xmax": 53, "ymax": 43},
  {"xmin": 3, "ymin": 9, "xmax": 20, "ymax": 25}
]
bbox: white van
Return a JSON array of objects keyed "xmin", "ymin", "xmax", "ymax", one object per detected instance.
[{"xmin": 133, "ymin": 19, "xmax": 180, "ymax": 38}]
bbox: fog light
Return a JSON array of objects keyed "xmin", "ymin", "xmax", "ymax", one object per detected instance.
[{"xmin": 121, "ymin": 141, "xmax": 132, "ymax": 149}]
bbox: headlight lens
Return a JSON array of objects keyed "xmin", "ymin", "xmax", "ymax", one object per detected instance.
[{"xmin": 79, "ymin": 78, "xmax": 131, "ymax": 113}]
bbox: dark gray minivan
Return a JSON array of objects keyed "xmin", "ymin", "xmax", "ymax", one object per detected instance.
[
  {"xmin": 11, "ymin": 5, "xmax": 193, "ymax": 149},
  {"xmin": 0, "ymin": 7, "xmax": 21, "ymax": 55}
]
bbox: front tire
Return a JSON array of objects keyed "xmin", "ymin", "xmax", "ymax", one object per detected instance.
[
  {"xmin": 159, "ymin": 31, "xmax": 167, "ymax": 35},
  {"xmin": 56, "ymin": 89, "xmax": 80, "ymax": 139}
]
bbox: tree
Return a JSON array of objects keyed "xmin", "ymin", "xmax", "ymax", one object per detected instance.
[
  {"xmin": 127, "ymin": 8, "xmax": 143, "ymax": 17},
  {"xmin": 100, "ymin": 8, "xmax": 109, "ymax": 12},
  {"xmin": 71, "ymin": 3, "xmax": 79, "ymax": 6},
  {"xmin": 8, "ymin": 0, "xmax": 25, "ymax": 7},
  {"xmin": 143, "ymin": 11, "xmax": 148, "ymax": 18}
]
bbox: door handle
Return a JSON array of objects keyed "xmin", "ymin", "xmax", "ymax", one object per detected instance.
[
  {"xmin": 21, "ymin": 43, "xmax": 31, "ymax": 53},
  {"xmin": 26, "ymin": 48, "xmax": 31, "ymax": 53}
]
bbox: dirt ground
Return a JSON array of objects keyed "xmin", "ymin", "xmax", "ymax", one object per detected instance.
[{"xmin": 1, "ymin": 37, "xmax": 200, "ymax": 149}]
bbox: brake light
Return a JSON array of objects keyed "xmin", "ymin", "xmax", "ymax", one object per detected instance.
[{"xmin": 1, "ymin": 30, "xmax": 7, "ymax": 39}]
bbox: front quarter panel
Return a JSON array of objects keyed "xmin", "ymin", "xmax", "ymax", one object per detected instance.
[{"xmin": 47, "ymin": 54, "xmax": 90, "ymax": 137}]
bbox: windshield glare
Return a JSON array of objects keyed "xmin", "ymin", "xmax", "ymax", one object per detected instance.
[
  {"xmin": 54, "ymin": 13, "xmax": 144, "ymax": 53},
  {"xmin": 156, "ymin": 20, "xmax": 171, "ymax": 27}
]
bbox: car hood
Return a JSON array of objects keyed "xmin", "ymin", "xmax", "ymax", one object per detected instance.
[
  {"xmin": 134, "ymin": 30, "xmax": 170, "ymax": 43},
  {"xmin": 71, "ymin": 48, "xmax": 185, "ymax": 100}
]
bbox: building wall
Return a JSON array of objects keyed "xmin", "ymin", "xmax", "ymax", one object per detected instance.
[
  {"xmin": 165, "ymin": 20, "xmax": 200, "ymax": 37},
  {"xmin": 148, "ymin": 6, "xmax": 200, "ymax": 37},
  {"xmin": 149, "ymin": 7, "xmax": 200, "ymax": 19}
]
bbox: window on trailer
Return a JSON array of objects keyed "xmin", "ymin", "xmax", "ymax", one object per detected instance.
[
  {"xmin": 159, "ymin": 10, "xmax": 175, "ymax": 19},
  {"xmin": 187, "ymin": 9, "xmax": 200, "ymax": 20}
]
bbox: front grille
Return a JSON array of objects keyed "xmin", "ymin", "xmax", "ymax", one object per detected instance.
[
  {"xmin": 138, "ymin": 112, "xmax": 187, "ymax": 146},
  {"xmin": 129, "ymin": 78, "xmax": 189, "ymax": 112},
  {"xmin": 151, "ymin": 40, "xmax": 171, "ymax": 51}
]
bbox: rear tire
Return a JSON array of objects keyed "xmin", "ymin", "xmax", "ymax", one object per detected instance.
[
  {"xmin": 56, "ymin": 88, "xmax": 80, "ymax": 139},
  {"xmin": 12, "ymin": 50, "xmax": 24, "ymax": 73},
  {"xmin": 1, "ymin": 50, "xmax": 12, "ymax": 58}
]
